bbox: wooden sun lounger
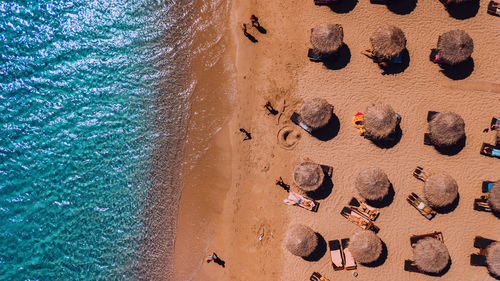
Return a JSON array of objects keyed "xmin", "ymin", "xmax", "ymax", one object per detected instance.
[
  {"xmin": 482, "ymin": 181, "xmax": 495, "ymax": 193},
  {"xmin": 290, "ymin": 112, "xmax": 313, "ymax": 134},
  {"xmin": 480, "ymin": 143, "xmax": 500, "ymax": 158},
  {"xmin": 340, "ymin": 207, "xmax": 380, "ymax": 233},
  {"xmin": 491, "ymin": 116, "xmax": 500, "ymax": 130},
  {"xmin": 410, "ymin": 231, "xmax": 443, "ymax": 248},
  {"xmin": 341, "ymin": 238, "xmax": 357, "ymax": 270},
  {"xmin": 407, "ymin": 193, "xmax": 436, "ymax": 220},
  {"xmin": 308, "ymin": 49, "xmax": 330, "ymax": 62},
  {"xmin": 283, "ymin": 192, "xmax": 319, "ymax": 212},
  {"xmin": 413, "ymin": 166, "xmax": 430, "ymax": 181},
  {"xmin": 470, "ymin": 254, "xmax": 487, "ymax": 266},
  {"xmin": 328, "ymin": 240, "xmax": 344, "ymax": 271},
  {"xmin": 474, "ymin": 236, "xmax": 496, "ymax": 250},
  {"xmin": 348, "ymin": 197, "xmax": 379, "ymax": 221},
  {"xmin": 488, "ymin": 1, "xmax": 500, "ymax": 16},
  {"xmin": 427, "ymin": 111, "xmax": 439, "ymax": 122},
  {"xmin": 474, "ymin": 196, "xmax": 492, "ymax": 212},
  {"xmin": 310, "ymin": 272, "xmax": 330, "ymax": 281},
  {"xmin": 424, "ymin": 133, "xmax": 432, "ymax": 146}
]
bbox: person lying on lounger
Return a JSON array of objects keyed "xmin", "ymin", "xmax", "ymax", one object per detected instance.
[
  {"xmin": 481, "ymin": 144, "xmax": 500, "ymax": 158},
  {"xmin": 413, "ymin": 166, "xmax": 430, "ymax": 181}
]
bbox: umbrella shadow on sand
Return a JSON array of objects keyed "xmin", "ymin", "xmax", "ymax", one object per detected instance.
[
  {"xmin": 323, "ymin": 44, "xmax": 351, "ymax": 70},
  {"xmin": 366, "ymin": 183, "xmax": 395, "ymax": 208},
  {"xmin": 387, "ymin": 0, "xmax": 418, "ymax": 15},
  {"xmin": 303, "ymin": 233, "xmax": 327, "ymax": 262},
  {"xmin": 381, "ymin": 49, "xmax": 410, "ymax": 75},
  {"xmin": 440, "ymin": 58, "xmax": 474, "ymax": 80},
  {"xmin": 306, "ymin": 177, "xmax": 333, "ymax": 200},
  {"xmin": 311, "ymin": 113, "xmax": 341, "ymax": 141},
  {"xmin": 361, "ymin": 240, "xmax": 388, "ymax": 267},
  {"xmin": 446, "ymin": 0, "xmax": 480, "ymax": 20},
  {"xmin": 433, "ymin": 136, "xmax": 466, "ymax": 156},
  {"xmin": 433, "ymin": 193, "xmax": 460, "ymax": 214},
  {"xmin": 327, "ymin": 0, "xmax": 358, "ymax": 13},
  {"xmin": 370, "ymin": 125, "xmax": 403, "ymax": 149}
]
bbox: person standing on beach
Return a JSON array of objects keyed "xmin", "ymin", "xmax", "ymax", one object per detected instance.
[
  {"xmin": 250, "ymin": 15, "xmax": 260, "ymax": 27},
  {"xmin": 206, "ymin": 252, "xmax": 225, "ymax": 267},
  {"xmin": 241, "ymin": 23, "xmax": 248, "ymax": 36},
  {"xmin": 239, "ymin": 128, "xmax": 252, "ymax": 141}
]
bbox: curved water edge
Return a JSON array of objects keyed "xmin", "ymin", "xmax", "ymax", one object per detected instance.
[{"xmin": 0, "ymin": 0, "xmax": 232, "ymax": 279}]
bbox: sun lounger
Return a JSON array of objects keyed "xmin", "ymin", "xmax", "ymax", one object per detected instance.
[
  {"xmin": 340, "ymin": 207, "xmax": 380, "ymax": 233},
  {"xmin": 284, "ymin": 192, "xmax": 319, "ymax": 212},
  {"xmin": 480, "ymin": 143, "xmax": 500, "ymax": 158},
  {"xmin": 470, "ymin": 254, "xmax": 487, "ymax": 266},
  {"xmin": 491, "ymin": 117, "xmax": 500, "ymax": 130},
  {"xmin": 413, "ymin": 166, "xmax": 430, "ymax": 181},
  {"xmin": 407, "ymin": 192, "xmax": 436, "ymax": 220},
  {"xmin": 353, "ymin": 112, "xmax": 366, "ymax": 135},
  {"xmin": 410, "ymin": 232, "xmax": 443, "ymax": 247},
  {"xmin": 348, "ymin": 197, "xmax": 379, "ymax": 221},
  {"xmin": 488, "ymin": 1, "xmax": 500, "ymax": 16},
  {"xmin": 427, "ymin": 111, "xmax": 439, "ymax": 122},
  {"xmin": 474, "ymin": 196, "xmax": 491, "ymax": 212},
  {"xmin": 310, "ymin": 272, "xmax": 330, "ymax": 281},
  {"xmin": 482, "ymin": 181, "xmax": 495, "ymax": 193},
  {"xmin": 320, "ymin": 164, "xmax": 333, "ymax": 178},
  {"xmin": 308, "ymin": 49, "xmax": 330, "ymax": 62},
  {"xmin": 314, "ymin": 0, "xmax": 340, "ymax": 5},
  {"xmin": 404, "ymin": 260, "xmax": 421, "ymax": 272},
  {"xmin": 424, "ymin": 133, "xmax": 432, "ymax": 146},
  {"xmin": 290, "ymin": 112, "xmax": 313, "ymax": 134},
  {"xmin": 341, "ymin": 238, "xmax": 357, "ymax": 270},
  {"xmin": 474, "ymin": 236, "xmax": 496, "ymax": 250},
  {"xmin": 328, "ymin": 240, "xmax": 344, "ymax": 271}
]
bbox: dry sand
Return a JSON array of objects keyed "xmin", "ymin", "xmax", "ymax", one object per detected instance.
[{"xmin": 172, "ymin": 0, "xmax": 500, "ymax": 280}]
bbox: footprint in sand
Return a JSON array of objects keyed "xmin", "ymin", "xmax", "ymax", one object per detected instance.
[{"xmin": 277, "ymin": 126, "xmax": 301, "ymax": 150}]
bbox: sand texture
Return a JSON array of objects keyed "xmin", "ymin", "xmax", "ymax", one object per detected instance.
[{"xmin": 172, "ymin": 0, "xmax": 500, "ymax": 280}]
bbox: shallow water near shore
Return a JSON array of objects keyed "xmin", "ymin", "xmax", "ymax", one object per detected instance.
[{"xmin": 0, "ymin": 0, "xmax": 227, "ymax": 279}]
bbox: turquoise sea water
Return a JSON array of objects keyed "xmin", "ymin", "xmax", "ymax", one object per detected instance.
[{"xmin": 0, "ymin": 0, "xmax": 194, "ymax": 279}]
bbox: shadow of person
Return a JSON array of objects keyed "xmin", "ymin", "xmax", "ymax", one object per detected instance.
[
  {"xmin": 306, "ymin": 177, "xmax": 333, "ymax": 200},
  {"xmin": 361, "ymin": 241, "xmax": 388, "ymax": 267},
  {"xmin": 244, "ymin": 32, "xmax": 258, "ymax": 43},
  {"xmin": 303, "ymin": 232, "xmax": 327, "ymax": 262},
  {"xmin": 370, "ymin": 125, "xmax": 403, "ymax": 149},
  {"xmin": 323, "ymin": 44, "xmax": 351, "ymax": 70},
  {"xmin": 446, "ymin": 0, "xmax": 480, "ymax": 20},
  {"xmin": 434, "ymin": 136, "xmax": 466, "ymax": 156},
  {"xmin": 381, "ymin": 49, "xmax": 410, "ymax": 75},
  {"xmin": 328, "ymin": 0, "xmax": 358, "ymax": 13},
  {"xmin": 255, "ymin": 25, "xmax": 267, "ymax": 34},
  {"xmin": 311, "ymin": 113, "xmax": 341, "ymax": 141},
  {"xmin": 366, "ymin": 184, "xmax": 395, "ymax": 208},
  {"xmin": 433, "ymin": 193, "xmax": 460, "ymax": 214},
  {"xmin": 387, "ymin": 0, "xmax": 418, "ymax": 15},
  {"xmin": 441, "ymin": 58, "xmax": 474, "ymax": 80}
]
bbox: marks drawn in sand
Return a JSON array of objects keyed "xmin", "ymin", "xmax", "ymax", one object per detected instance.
[{"xmin": 277, "ymin": 126, "xmax": 301, "ymax": 150}]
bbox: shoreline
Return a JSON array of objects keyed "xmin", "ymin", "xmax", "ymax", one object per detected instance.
[{"xmin": 172, "ymin": 0, "xmax": 500, "ymax": 280}]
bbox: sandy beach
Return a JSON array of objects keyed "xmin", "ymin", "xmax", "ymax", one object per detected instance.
[{"xmin": 172, "ymin": 0, "xmax": 500, "ymax": 280}]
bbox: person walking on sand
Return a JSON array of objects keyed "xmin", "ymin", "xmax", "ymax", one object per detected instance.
[
  {"xmin": 206, "ymin": 252, "xmax": 225, "ymax": 267},
  {"xmin": 241, "ymin": 23, "xmax": 248, "ymax": 36},
  {"xmin": 239, "ymin": 128, "xmax": 252, "ymax": 141},
  {"xmin": 250, "ymin": 14, "xmax": 260, "ymax": 27}
]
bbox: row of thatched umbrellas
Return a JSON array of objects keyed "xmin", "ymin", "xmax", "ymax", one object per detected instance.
[
  {"xmin": 311, "ymin": 24, "xmax": 474, "ymax": 65},
  {"xmin": 300, "ymin": 97, "xmax": 466, "ymax": 147}
]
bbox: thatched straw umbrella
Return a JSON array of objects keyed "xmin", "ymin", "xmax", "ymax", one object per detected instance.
[
  {"xmin": 300, "ymin": 98, "xmax": 332, "ymax": 130},
  {"xmin": 424, "ymin": 173, "xmax": 458, "ymax": 208},
  {"xmin": 486, "ymin": 242, "xmax": 500, "ymax": 277},
  {"xmin": 355, "ymin": 167, "xmax": 390, "ymax": 201},
  {"xmin": 284, "ymin": 224, "xmax": 318, "ymax": 257},
  {"xmin": 428, "ymin": 112, "xmax": 465, "ymax": 147},
  {"xmin": 413, "ymin": 238, "xmax": 450, "ymax": 273},
  {"xmin": 370, "ymin": 26, "xmax": 406, "ymax": 60},
  {"xmin": 293, "ymin": 162, "xmax": 324, "ymax": 192},
  {"xmin": 310, "ymin": 23, "xmax": 344, "ymax": 55},
  {"xmin": 488, "ymin": 180, "xmax": 500, "ymax": 213},
  {"xmin": 349, "ymin": 231, "xmax": 383, "ymax": 264},
  {"xmin": 437, "ymin": 30, "xmax": 473, "ymax": 65},
  {"xmin": 364, "ymin": 104, "xmax": 398, "ymax": 140}
]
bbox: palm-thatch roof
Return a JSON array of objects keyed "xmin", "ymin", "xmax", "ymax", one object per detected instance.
[
  {"xmin": 437, "ymin": 30, "xmax": 474, "ymax": 65},
  {"xmin": 428, "ymin": 112, "xmax": 465, "ymax": 147},
  {"xmin": 424, "ymin": 173, "xmax": 458, "ymax": 208},
  {"xmin": 310, "ymin": 23, "xmax": 344, "ymax": 54},
  {"xmin": 300, "ymin": 98, "xmax": 333, "ymax": 130},
  {"xmin": 486, "ymin": 242, "xmax": 500, "ymax": 277},
  {"xmin": 349, "ymin": 231, "xmax": 383, "ymax": 264},
  {"xmin": 364, "ymin": 104, "xmax": 398, "ymax": 140},
  {"xmin": 370, "ymin": 26, "xmax": 406, "ymax": 60},
  {"xmin": 355, "ymin": 167, "xmax": 390, "ymax": 201},
  {"xmin": 293, "ymin": 162, "xmax": 324, "ymax": 192},
  {"xmin": 413, "ymin": 238, "xmax": 450, "ymax": 273},
  {"xmin": 488, "ymin": 180, "xmax": 500, "ymax": 212},
  {"xmin": 284, "ymin": 224, "xmax": 318, "ymax": 257}
]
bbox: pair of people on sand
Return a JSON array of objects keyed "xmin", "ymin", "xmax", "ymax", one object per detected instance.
[{"xmin": 241, "ymin": 15, "xmax": 264, "ymax": 41}]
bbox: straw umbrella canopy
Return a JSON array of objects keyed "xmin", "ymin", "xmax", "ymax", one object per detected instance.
[
  {"xmin": 293, "ymin": 162, "xmax": 324, "ymax": 192},
  {"xmin": 355, "ymin": 167, "xmax": 390, "ymax": 201},
  {"xmin": 364, "ymin": 104, "xmax": 398, "ymax": 140},
  {"xmin": 437, "ymin": 30, "xmax": 474, "ymax": 65},
  {"xmin": 349, "ymin": 231, "xmax": 383, "ymax": 264},
  {"xmin": 284, "ymin": 224, "xmax": 318, "ymax": 257},
  {"xmin": 300, "ymin": 98, "xmax": 332, "ymax": 130},
  {"xmin": 428, "ymin": 112, "xmax": 465, "ymax": 147},
  {"xmin": 370, "ymin": 25, "xmax": 406, "ymax": 60},
  {"xmin": 488, "ymin": 180, "xmax": 500, "ymax": 212},
  {"xmin": 413, "ymin": 238, "xmax": 450, "ymax": 273},
  {"xmin": 310, "ymin": 23, "xmax": 344, "ymax": 55},
  {"xmin": 486, "ymin": 242, "xmax": 500, "ymax": 277},
  {"xmin": 424, "ymin": 173, "xmax": 458, "ymax": 208}
]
